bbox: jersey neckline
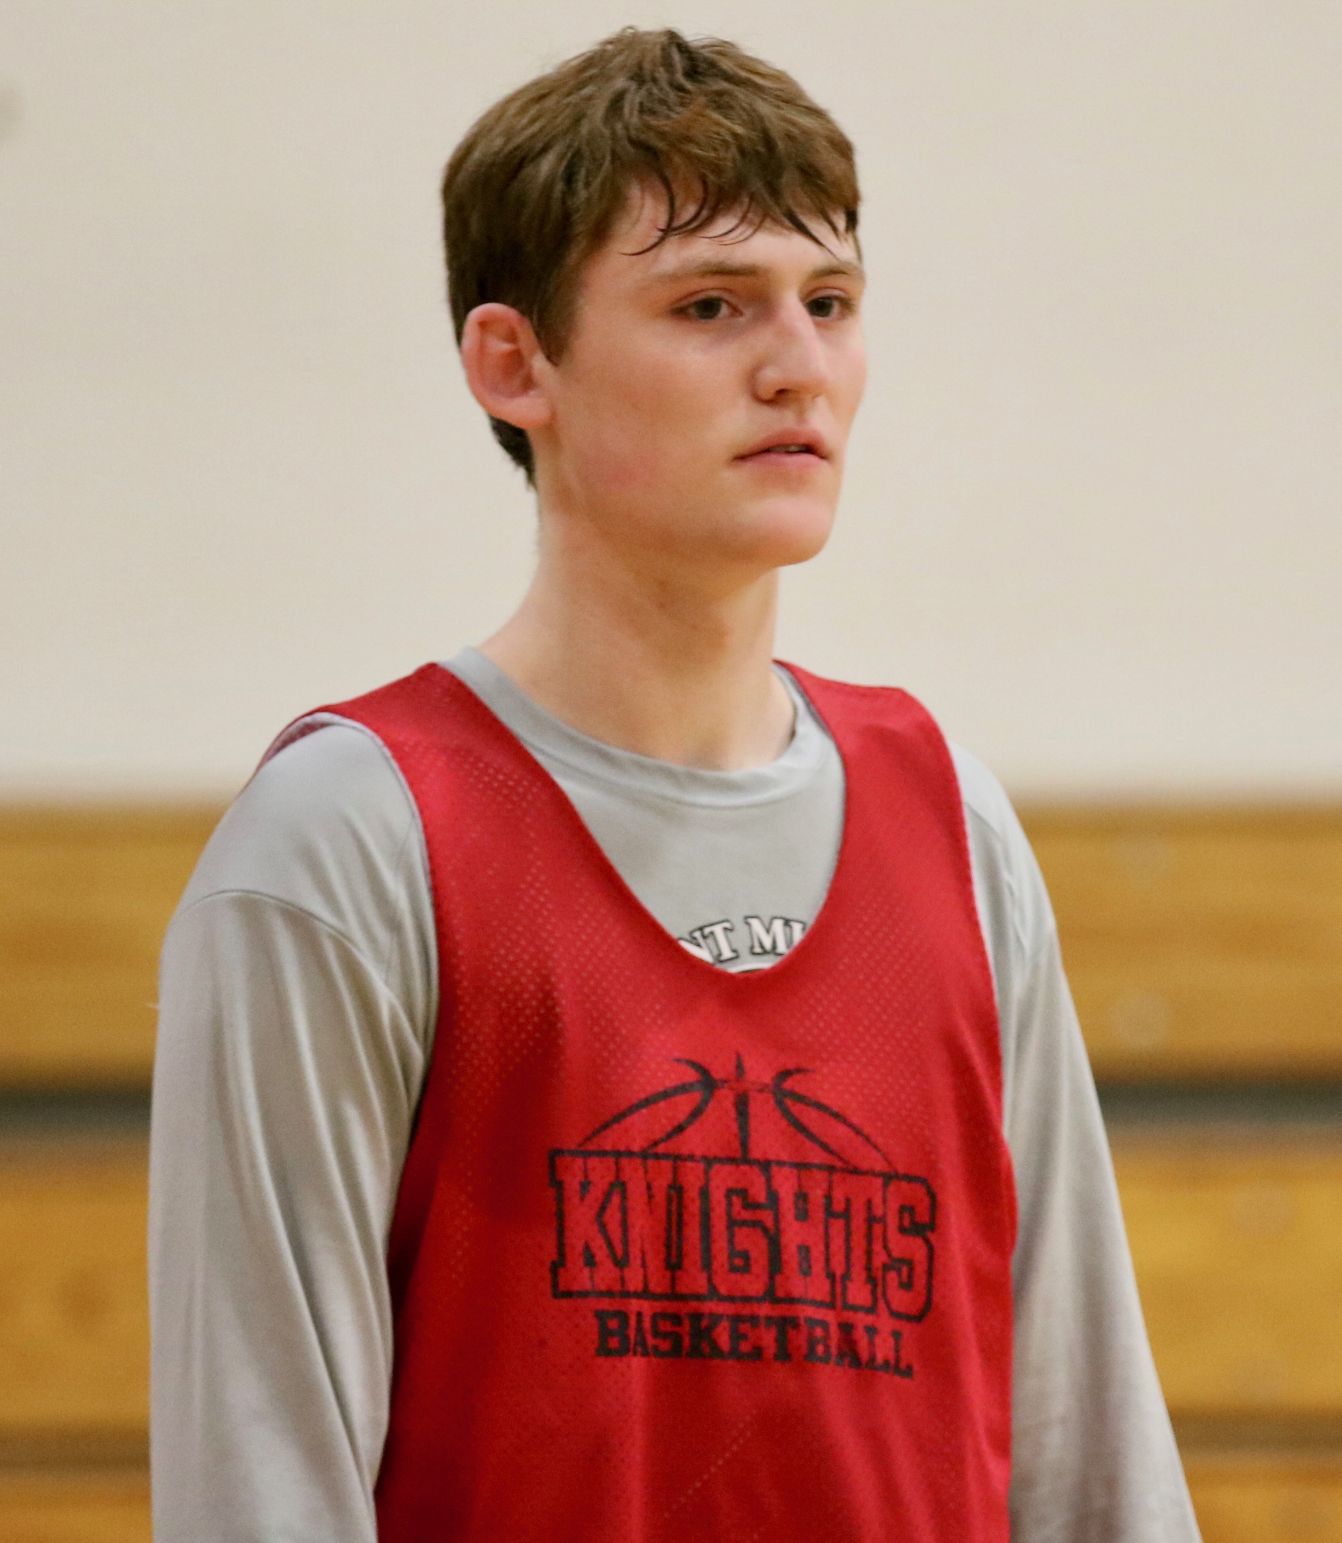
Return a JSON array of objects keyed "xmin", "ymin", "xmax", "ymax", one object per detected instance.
[
  {"xmin": 426, "ymin": 657, "xmax": 856, "ymax": 992},
  {"xmin": 441, "ymin": 646, "xmax": 835, "ymax": 810}
]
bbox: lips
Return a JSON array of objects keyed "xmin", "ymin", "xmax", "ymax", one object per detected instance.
[
  {"xmin": 736, "ymin": 443, "xmax": 827, "ymax": 469},
  {"xmin": 736, "ymin": 428, "xmax": 830, "ymax": 459}
]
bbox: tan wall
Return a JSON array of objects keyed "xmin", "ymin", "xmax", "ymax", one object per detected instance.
[{"xmin": 4, "ymin": 3, "xmax": 1340, "ymax": 798}]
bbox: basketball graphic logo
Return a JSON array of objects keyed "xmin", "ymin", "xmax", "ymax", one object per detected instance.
[
  {"xmin": 577, "ymin": 1051, "xmax": 893, "ymax": 1171},
  {"xmin": 550, "ymin": 1054, "xmax": 937, "ymax": 1380}
]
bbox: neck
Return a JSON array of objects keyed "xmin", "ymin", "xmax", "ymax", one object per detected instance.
[{"xmin": 477, "ymin": 527, "xmax": 794, "ymax": 771}]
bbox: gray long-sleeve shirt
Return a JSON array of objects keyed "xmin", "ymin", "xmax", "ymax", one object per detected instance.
[{"xmin": 149, "ymin": 648, "xmax": 1201, "ymax": 1540}]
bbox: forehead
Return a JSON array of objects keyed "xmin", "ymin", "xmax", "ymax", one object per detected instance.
[{"xmin": 581, "ymin": 179, "xmax": 862, "ymax": 294}]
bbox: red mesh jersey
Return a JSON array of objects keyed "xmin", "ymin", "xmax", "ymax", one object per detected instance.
[{"xmin": 271, "ymin": 662, "xmax": 1015, "ymax": 1541}]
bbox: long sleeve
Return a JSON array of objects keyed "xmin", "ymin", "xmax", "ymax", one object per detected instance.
[
  {"xmin": 1005, "ymin": 919, "xmax": 1200, "ymax": 1539},
  {"xmin": 977, "ymin": 797, "xmax": 1201, "ymax": 1540},
  {"xmin": 148, "ymin": 724, "xmax": 432, "ymax": 1541}
]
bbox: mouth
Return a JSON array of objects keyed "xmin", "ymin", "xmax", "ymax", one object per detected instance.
[
  {"xmin": 735, "ymin": 428, "xmax": 831, "ymax": 463},
  {"xmin": 736, "ymin": 446, "xmax": 827, "ymax": 467}
]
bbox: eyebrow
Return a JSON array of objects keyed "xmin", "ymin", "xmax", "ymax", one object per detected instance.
[{"xmin": 645, "ymin": 257, "xmax": 866, "ymax": 287}]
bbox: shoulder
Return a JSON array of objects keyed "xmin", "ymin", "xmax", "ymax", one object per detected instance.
[
  {"xmin": 784, "ymin": 661, "xmax": 1057, "ymax": 968},
  {"xmin": 174, "ymin": 717, "xmax": 426, "ymax": 959},
  {"xmin": 946, "ymin": 739, "xmax": 1057, "ymax": 981}
]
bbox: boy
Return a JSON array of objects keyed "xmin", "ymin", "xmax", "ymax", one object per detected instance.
[{"xmin": 149, "ymin": 26, "xmax": 1201, "ymax": 1540}]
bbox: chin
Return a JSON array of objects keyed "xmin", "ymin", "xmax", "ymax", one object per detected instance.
[{"xmin": 733, "ymin": 498, "xmax": 838, "ymax": 569}]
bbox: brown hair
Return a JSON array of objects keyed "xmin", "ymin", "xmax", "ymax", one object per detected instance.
[{"xmin": 441, "ymin": 27, "xmax": 862, "ymax": 485}]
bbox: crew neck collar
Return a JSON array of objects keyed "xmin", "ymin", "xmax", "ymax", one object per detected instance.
[{"xmin": 439, "ymin": 646, "xmax": 834, "ymax": 809}]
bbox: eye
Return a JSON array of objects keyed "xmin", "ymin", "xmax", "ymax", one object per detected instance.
[
  {"xmin": 676, "ymin": 295, "xmax": 735, "ymax": 322},
  {"xmin": 808, "ymin": 292, "xmax": 859, "ymax": 320},
  {"xmin": 674, "ymin": 291, "xmax": 860, "ymax": 323}
]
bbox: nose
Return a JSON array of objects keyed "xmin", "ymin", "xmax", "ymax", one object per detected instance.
[{"xmin": 752, "ymin": 301, "xmax": 830, "ymax": 403}]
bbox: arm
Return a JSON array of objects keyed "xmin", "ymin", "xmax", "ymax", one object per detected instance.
[
  {"xmin": 996, "ymin": 815, "xmax": 1201, "ymax": 1539},
  {"xmin": 1006, "ymin": 916, "xmax": 1201, "ymax": 1539},
  {"xmin": 148, "ymin": 725, "xmax": 432, "ymax": 1541}
]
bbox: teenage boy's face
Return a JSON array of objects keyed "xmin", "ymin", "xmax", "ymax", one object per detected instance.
[{"xmin": 531, "ymin": 180, "xmax": 867, "ymax": 578}]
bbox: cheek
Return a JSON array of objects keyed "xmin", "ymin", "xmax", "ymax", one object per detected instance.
[
  {"xmin": 840, "ymin": 340, "xmax": 868, "ymax": 415},
  {"xmin": 573, "ymin": 382, "xmax": 702, "ymax": 499}
]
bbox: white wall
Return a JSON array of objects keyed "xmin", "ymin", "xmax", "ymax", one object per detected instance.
[{"xmin": 5, "ymin": 1, "xmax": 1339, "ymax": 799}]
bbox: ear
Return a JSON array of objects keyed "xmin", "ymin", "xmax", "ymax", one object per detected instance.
[{"xmin": 459, "ymin": 303, "xmax": 555, "ymax": 434}]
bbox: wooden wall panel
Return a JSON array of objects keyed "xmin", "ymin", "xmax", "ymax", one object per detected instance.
[
  {"xmin": 3, "ymin": 802, "xmax": 1340, "ymax": 1085},
  {"xmin": 1, "ymin": 1452, "xmax": 1339, "ymax": 1542},
  {"xmin": 0, "ymin": 807, "xmax": 214, "ymax": 1086},
  {"xmin": 2, "ymin": 800, "xmax": 1340, "ymax": 1530},
  {"xmin": 1022, "ymin": 805, "xmax": 1342, "ymax": 1080},
  {"xmin": 0, "ymin": 1143, "xmax": 147, "ymax": 1435},
  {"xmin": 1115, "ymin": 1135, "xmax": 1342, "ymax": 1416},
  {"xmin": 0, "ymin": 1472, "xmax": 149, "ymax": 1543},
  {"xmin": 7, "ymin": 1452, "xmax": 1342, "ymax": 1543},
  {"xmin": 0, "ymin": 1453, "xmax": 1339, "ymax": 1543},
  {"xmin": 4, "ymin": 1136, "xmax": 1341, "ymax": 1433},
  {"xmin": 1185, "ymin": 1452, "xmax": 1342, "ymax": 1542}
]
